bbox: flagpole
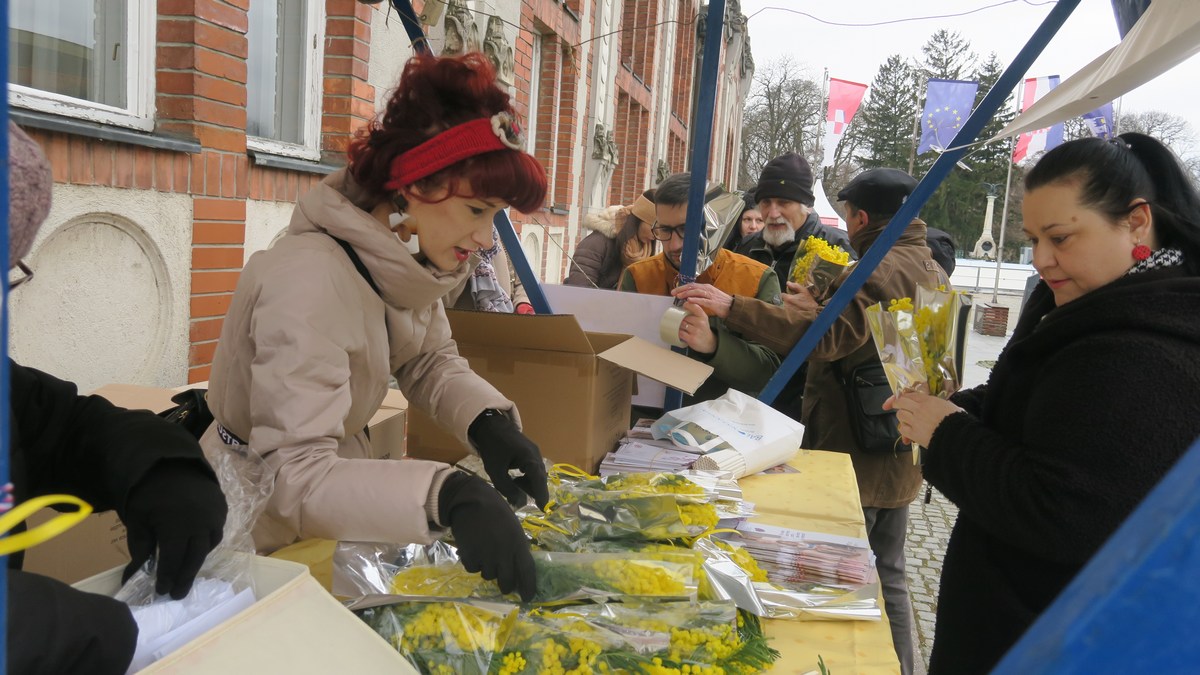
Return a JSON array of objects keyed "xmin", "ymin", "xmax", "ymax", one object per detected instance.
[
  {"xmin": 908, "ymin": 84, "xmax": 921, "ymax": 175},
  {"xmin": 991, "ymin": 85, "xmax": 1021, "ymax": 304},
  {"xmin": 818, "ymin": 68, "xmax": 829, "ymax": 174}
]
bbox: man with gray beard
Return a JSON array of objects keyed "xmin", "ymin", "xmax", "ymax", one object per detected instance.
[{"xmin": 736, "ymin": 152, "xmax": 855, "ymax": 284}]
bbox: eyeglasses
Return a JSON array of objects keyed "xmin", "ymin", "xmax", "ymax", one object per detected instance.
[
  {"xmin": 651, "ymin": 223, "xmax": 689, "ymax": 241},
  {"xmin": 9, "ymin": 260, "xmax": 33, "ymax": 290}
]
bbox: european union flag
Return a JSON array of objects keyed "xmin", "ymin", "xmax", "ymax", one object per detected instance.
[
  {"xmin": 1083, "ymin": 103, "xmax": 1115, "ymax": 139},
  {"xmin": 917, "ymin": 79, "xmax": 980, "ymax": 155}
]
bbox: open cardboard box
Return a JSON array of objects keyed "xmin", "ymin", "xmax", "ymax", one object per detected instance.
[
  {"xmin": 73, "ymin": 556, "xmax": 415, "ymax": 673},
  {"xmin": 23, "ymin": 383, "xmax": 408, "ymax": 584},
  {"xmin": 406, "ymin": 311, "xmax": 713, "ymax": 473}
]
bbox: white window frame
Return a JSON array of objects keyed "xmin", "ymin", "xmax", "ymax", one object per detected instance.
[
  {"xmin": 246, "ymin": 0, "xmax": 326, "ymax": 161},
  {"xmin": 526, "ymin": 33, "xmax": 542, "ymax": 156},
  {"xmin": 7, "ymin": 0, "xmax": 157, "ymax": 131}
]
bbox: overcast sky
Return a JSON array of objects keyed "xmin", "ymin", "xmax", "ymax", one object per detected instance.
[{"xmin": 742, "ymin": 0, "xmax": 1200, "ymax": 140}]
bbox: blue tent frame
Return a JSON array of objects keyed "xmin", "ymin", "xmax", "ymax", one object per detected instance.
[{"xmin": 2, "ymin": 0, "xmax": 1195, "ymax": 669}]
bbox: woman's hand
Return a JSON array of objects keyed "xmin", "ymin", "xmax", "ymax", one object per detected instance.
[
  {"xmin": 884, "ymin": 391, "xmax": 964, "ymax": 449},
  {"xmin": 678, "ymin": 301, "xmax": 717, "ymax": 354},
  {"xmin": 782, "ymin": 282, "xmax": 819, "ymax": 312},
  {"xmin": 671, "ymin": 283, "xmax": 733, "ymax": 319}
]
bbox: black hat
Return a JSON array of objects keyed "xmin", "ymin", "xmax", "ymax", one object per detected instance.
[
  {"xmin": 754, "ymin": 152, "xmax": 815, "ymax": 207},
  {"xmin": 837, "ymin": 168, "xmax": 918, "ymax": 218},
  {"xmin": 739, "ymin": 190, "xmax": 757, "ymax": 216}
]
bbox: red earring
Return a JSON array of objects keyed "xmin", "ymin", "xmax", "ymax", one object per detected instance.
[{"xmin": 1132, "ymin": 243, "xmax": 1152, "ymax": 261}]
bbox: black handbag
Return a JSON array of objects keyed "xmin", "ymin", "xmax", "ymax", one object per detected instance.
[
  {"xmin": 834, "ymin": 359, "xmax": 904, "ymax": 455},
  {"xmin": 159, "ymin": 388, "xmax": 215, "ymax": 441}
]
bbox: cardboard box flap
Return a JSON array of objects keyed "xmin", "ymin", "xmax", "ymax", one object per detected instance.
[
  {"xmin": 598, "ymin": 336, "xmax": 713, "ymax": 395},
  {"xmin": 446, "ymin": 310, "xmax": 595, "ymax": 354}
]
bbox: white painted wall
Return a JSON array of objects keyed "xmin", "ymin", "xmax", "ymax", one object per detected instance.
[
  {"xmin": 245, "ymin": 199, "xmax": 297, "ymax": 263},
  {"xmin": 368, "ymin": 3, "xmax": 416, "ymax": 114},
  {"xmin": 9, "ymin": 185, "xmax": 192, "ymax": 391}
]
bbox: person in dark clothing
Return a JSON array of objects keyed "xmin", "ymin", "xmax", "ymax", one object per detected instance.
[
  {"xmin": 889, "ymin": 133, "xmax": 1200, "ymax": 674},
  {"xmin": 722, "ymin": 191, "xmax": 764, "ymax": 251},
  {"xmin": 6, "ymin": 122, "xmax": 228, "ymax": 675},
  {"xmin": 563, "ymin": 190, "xmax": 657, "ymax": 288},
  {"xmin": 925, "ymin": 226, "xmax": 957, "ymax": 276},
  {"xmin": 735, "ymin": 152, "xmax": 855, "ymax": 284}
]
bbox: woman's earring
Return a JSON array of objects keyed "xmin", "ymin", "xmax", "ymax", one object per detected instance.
[
  {"xmin": 1132, "ymin": 241, "xmax": 1151, "ymax": 261},
  {"xmin": 389, "ymin": 210, "xmax": 420, "ymax": 256}
]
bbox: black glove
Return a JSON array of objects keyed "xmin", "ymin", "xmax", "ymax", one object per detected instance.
[
  {"xmin": 122, "ymin": 460, "xmax": 227, "ymax": 599},
  {"xmin": 468, "ymin": 409, "xmax": 550, "ymax": 510},
  {"xmin": 439, "ymin": 471, "xmax": 536, "ymax": 602}
]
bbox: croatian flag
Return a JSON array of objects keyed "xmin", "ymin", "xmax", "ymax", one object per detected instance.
[
  {"xmin": 917, "ymin": 79, "xmax": 979, "ymax": 155},
  {"xmin": 1012, "ymin": 76, "xmax": 1065, "ymax": 163},
  {"xmin": 1082, "ymin": 103, "xmax": 1115, "ymax": 139},
  {"xmin": 822, "ymin": 78, "xmax": 868, "ymax": 168}
]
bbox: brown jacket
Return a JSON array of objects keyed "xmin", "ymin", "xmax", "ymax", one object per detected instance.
[
  {"xmin": 204, "ymin": 169, "xmax": 518, "ymax": 552},
  {"xmin": 726, "ymin": 218, "xmax": 947, "ymax": 508}
]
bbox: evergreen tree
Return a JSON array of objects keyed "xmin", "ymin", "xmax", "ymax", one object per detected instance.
[{"xmin": 852, "ymin": 55, "xmax": 919, "ymax": 173}]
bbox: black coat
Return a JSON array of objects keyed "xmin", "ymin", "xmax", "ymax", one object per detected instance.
[
  {"xmin": 922, "ymin": 268, "xmax": 1200, "ymax": 674},
  {"xmin": 8, "ymin": 360, "xmax": 212, "ymax": 675}
]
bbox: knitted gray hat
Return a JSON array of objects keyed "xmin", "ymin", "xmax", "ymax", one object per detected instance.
[{"xmin": 8, "ymin": 122, "xmax": 53, "ymax": 267}]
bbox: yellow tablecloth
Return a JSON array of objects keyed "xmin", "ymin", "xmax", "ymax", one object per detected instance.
[
  {"xmin": 742, "ymin": 450, "xmax": 900, "ymax": 674},
  {"xmin": 271, "ymin": 449, "xmax": 899, "ymax": 674}
]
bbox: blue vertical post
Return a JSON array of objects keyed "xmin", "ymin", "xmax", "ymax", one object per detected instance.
[
  {"xmin": 664, "ymin": 0, "xmax": 726, "ymax": 411},
  {"xmin": 758, "ymin": 0, "xmax": 1081, "ymax": 405},
  {"xmin": 387, "ymin": 0, "xmax": 553, "ymax": 314},
  {"xmin": 1, "ymin": 0, "xmax": 12, "ymax": 662}
]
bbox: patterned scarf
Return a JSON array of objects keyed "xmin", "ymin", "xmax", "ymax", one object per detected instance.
[
  {"xmin": 1128, "ymin": 247, "xmax": 1185, "ymax": 275},
  {"xmin": 469, "ymin": 226, "xmax": 515, "ymax": 313}
]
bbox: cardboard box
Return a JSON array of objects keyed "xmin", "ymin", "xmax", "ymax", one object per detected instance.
[
  {"xmin": 73, "ymin": 557, "xmax": 416, "ymax": 673},
  {"xmin": 23, "ymin": 383, "xmax": 408, "ymax": 584},
  {"xmin": 406, "ymin": 311, "xmax": 713, "ymax": 473}
]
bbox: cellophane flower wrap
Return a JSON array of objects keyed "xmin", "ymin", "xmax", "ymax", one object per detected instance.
[
  {"xmin": 357, "ymin": 599, "xmax": 518, "ymax": 675},
  {"xmin": 788, "ymin": 235, "xmax": 852, "ymax": 301},
  {"xmin": 866, "ymin": 286, "xmax": 972, "ymax": 463}
]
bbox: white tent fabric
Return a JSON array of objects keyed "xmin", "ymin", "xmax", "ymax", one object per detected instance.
[
  {"xmin": 997, "ymin": 2, "xmax": 1200, "ymax": 139},
  {"xmin": 812, "ymin": 178, "xmax": 847, "ymax": 231}
]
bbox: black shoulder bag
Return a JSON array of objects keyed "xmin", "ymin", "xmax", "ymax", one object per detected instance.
[{"xmin": 834, "ymin": 358, "xmax": 903, "ymax": 455}]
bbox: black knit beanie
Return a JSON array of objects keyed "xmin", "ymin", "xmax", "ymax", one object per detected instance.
[{"xmin": 753, "ymin": 152, "xmax": 815, "ymax": 207}]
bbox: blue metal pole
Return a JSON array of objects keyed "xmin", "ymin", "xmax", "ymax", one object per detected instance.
[
  {"xmin": 758, "ymin": 0, "xmax": 1081, "ymax": 405},
  {"xmin": 389, "ymin": 0, "xmax": 432, "ymax": 55},
  {"xmin": 993, "ymin": 435, "xmax": 1200, "ymax": 673},
  {"xmin": 1, "ymin": 0, "xmax": 12, "ymax": 662},
  {"xmin": 495, "ymin": 211, "xmax": 553, "ymax": 314},
  {"xmin": 665, "ymin": 0, "xmax": 726, "ymax": 411}
]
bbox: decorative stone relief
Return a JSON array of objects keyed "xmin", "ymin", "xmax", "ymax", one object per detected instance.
[
  {"xmin": 442, "ymin": 0, "xmax": 481, "ymax": 56},
  {"xmin": 482, "ymin": 15, "xmax": 514, "ymax": 87},
  {"xmin": 656, "ymin": 159, "xmax": 671, "ymax": 184},
  {"xmin": 591, "ymin": 123, "xmax": 619, "ymax": 169}
]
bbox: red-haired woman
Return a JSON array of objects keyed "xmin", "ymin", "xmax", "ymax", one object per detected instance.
[{"xmin": 204, "ymin": 54, "xmax": 548, "ymax": 600}]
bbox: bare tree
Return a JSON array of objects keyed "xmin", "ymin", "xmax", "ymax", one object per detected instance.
[
  {"xmin": 1119, "ymin": 109, "xmax": 1200, "ymax": 178},
  {"xmin": 738, "ymin": 56, "xmax": 823, "ymax": 188}
]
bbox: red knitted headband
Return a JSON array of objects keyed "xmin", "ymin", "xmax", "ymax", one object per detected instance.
[{"xmin": 383, "ymin": 112, "xmax": 524, "ymax": 190}]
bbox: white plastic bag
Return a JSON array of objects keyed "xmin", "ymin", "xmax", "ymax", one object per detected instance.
[{"xmin": 653, "ymin": 389, "xmax": 804, "ymax": 478}]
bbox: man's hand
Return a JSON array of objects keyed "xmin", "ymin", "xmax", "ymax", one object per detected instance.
[
  {"xmin": 781, "ymin": 282, "xmax": 819, "ymax": 312},
  {"xmin": 678, "ymin": 301, "xmax": 717, "ymax": 354},
  {"xmin": 671, "ymin": 283, "xmax": 733, "ymax": 319}
]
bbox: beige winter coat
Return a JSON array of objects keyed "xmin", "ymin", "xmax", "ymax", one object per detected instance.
[{"xmin": 204, "ymin": 169, "xmax": 517, "ymax": 553}]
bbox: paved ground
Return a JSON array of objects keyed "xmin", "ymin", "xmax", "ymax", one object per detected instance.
[{"xmin": 904, "ymin": 291, "xmax": 1025, "ymax": 674}]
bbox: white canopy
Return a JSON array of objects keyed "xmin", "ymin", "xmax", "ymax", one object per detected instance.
[
  {"xmin": 997, "ymin": 2, "xmax": 1200, "ymax": 139},
  {"xmin": 812, "ymin": 178, "xmax": 847, "ymax": 231}
]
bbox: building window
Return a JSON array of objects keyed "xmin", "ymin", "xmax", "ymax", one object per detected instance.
[
  {"xmin": 527, "ymin": 33, "xmax": 543, "ymax": 155},
  {"xmin": 247, "ymin": 0, "xmax": 325, "ymax": 159},
  {"xmin": 8, "ymin": 0, "xmax": 155, "ymax": 130}
]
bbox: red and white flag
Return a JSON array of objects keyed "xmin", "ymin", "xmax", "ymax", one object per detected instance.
[
  {"xmin": 822, "ymin": 78, "xmax": 868, "ymax": 168},
  {"xmin": 1012, "ymin": 76, "xmax": 1064, "ymax": 163}
]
